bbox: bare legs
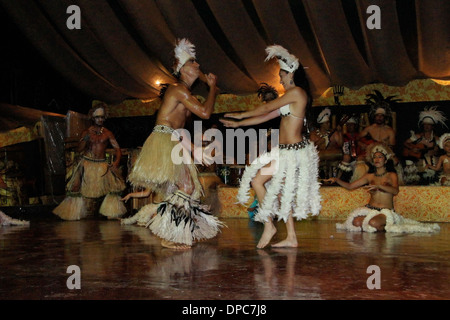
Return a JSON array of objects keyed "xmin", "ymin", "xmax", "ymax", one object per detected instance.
[
  {"xmin": 272, "ymin": 214, "xmax": 298, "ymax": 248},
  {"xmin": 352, "ymin": 214, "xmax": 386, "ymax": 232},
  {"xmin": 251, "ymin": 162, "xmax": 298, "ymax": 249}
]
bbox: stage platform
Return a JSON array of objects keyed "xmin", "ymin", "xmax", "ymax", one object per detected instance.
[
  {"xmin": 215, "ymin": 185, "xmax": 450, "ymax": 223},
  {"xmin": 1, "ymin": 218, "xmax": 448, "ymax": 300}
]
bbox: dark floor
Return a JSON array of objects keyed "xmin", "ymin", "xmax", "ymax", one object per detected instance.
[{"xmin": 0, "ymin": 209, "xmax": 449, "ymax": 301}]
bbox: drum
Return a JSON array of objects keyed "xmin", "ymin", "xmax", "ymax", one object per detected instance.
[{"xmin": 229, "ymin": 165, "xmax": 245, "ymax": 187}]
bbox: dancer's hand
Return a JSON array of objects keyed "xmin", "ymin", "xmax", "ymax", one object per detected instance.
[
  {"xmin": 324, "ymin": 177, "xmax": 337, "ymax": 184},
  {"xmin": 363, "ymin": 185, "xmax": 378, "ymax": 193},
  {"xmin": 205, "ymin": 73, "xmax": 217, "ymax": 89},
  {"xmin": 121, "ymin": 194, "xmax": 132, "ymax": 202},
  {"xmin": 219, "ymin": 118, "xmax": 239, "ymax": 128},
  {"xmin": 201, "ymin": 145, "xmax": 216, "ymax": 166},
  {"xmin": 202, "ymin": 152, "xmax": 214, "ymax": 166},
  {"xmin": 224, "ymin": 112, "xmax": 243, "ymax": 120}
]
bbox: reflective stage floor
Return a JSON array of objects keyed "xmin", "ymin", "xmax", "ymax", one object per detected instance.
[{"xmin": 0, "ymin": 213, "xmax": 449, "ymax": 300}]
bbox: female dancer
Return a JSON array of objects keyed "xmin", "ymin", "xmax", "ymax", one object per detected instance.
[
  {"xmin": 220, "ymin": 45, "xmax": 321, "ymax": 248},
  {"xmin": 327, "ymin": 143, "xmax": 440, "ymax": 233}
]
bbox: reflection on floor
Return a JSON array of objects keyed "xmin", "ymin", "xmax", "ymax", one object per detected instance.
[{"xmin": 0, "ymin": 215, "xmax": 448, "ymax": 300}]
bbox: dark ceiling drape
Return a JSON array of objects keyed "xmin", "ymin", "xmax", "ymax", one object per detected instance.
[{"xmin": 1, "ymin": 0, "xmax": 449, "ymax": 104}]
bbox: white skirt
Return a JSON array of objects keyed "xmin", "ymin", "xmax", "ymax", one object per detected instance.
[
  {"xmin": 336, "ymin": 206, "xmax": 441, "ymax": 233},
  {"xmin": 134, "ymin": 190, "xmax": 225, "ymax": 246},
  {"xmin": 237, "ymin": 140, "xmax": 322, "ymax": 223}
]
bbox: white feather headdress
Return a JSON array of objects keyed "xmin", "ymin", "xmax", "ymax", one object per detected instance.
[
  {"xmin": 418, "ymin": 106, "xmax": 448, "ymax": 127},
  {"xmin": 174, "ymin": 38, "xmax": 196, "ymax": 74},
  {"xmin": 438, "ymin": 133, "xmax": 450, "ymax": 149},
  {"xmin": 317, "ymin": 108, "xmax": 331, "ymax": 124},
  {"xmin": 366, "ymin": 142, "xmax": 394, "ymax": 163},
  {"xmin": 265, "ymin": 45, "xmax": 299, "ymax": 73}
]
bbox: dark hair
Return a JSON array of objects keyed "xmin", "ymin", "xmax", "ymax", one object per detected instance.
[
  {"xmin": 158, "ymin": 83, "xmax": 170, "ymax": 99},
  {"xmin": 367, "ymin": 158, "xmax": 396, "ymax": 173},
  {"xmin": 292, "ymin": 65, "xmax": 313, "ymax": 132},
  {"xmin": 257, "ymin": 83, "xmax": 278, "ymax": 102}
]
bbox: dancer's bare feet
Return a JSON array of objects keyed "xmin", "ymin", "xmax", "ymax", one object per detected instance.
[
  {"xmin": 257, "ymin": 222, "xmax": 277, "ymax": 249},
  {"xmin": 271, "ymin": 237, "xmax": 298, "ymax": 248},
  {"xmin": 161, "ymin": 239, "xmax": 191, "ymax": 250}
]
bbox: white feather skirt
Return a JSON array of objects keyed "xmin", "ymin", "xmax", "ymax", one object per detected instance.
[
  {"xmin": 237, "ymin": 140, "xmax": 322, "ymax": 223},
  {"xmin": 336, "ymin": 206, "xmax": 441, "ymax": 233},
  {"xmin": 145, "ymin": 190, "xmax": 225, "ymax": 245}
]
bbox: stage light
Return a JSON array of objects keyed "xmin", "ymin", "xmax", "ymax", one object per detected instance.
[{"xmin": 431, "ymin": 79, "xmax": 450, "ymax": 86}]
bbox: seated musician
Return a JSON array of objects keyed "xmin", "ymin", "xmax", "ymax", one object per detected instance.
[
  {"xmin": 310, "ymin": 108, "xmax": 343, "ymax": 179},
  {"xmin": 402, "ymin": 106, "xmax": 447, "ymax": 184}
]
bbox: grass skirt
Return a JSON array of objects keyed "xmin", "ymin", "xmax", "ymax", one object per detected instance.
[
  {"xmin": 128, "ymin": 128, "xmax": 203, "ymax": 199},
  {"xmin": 52, "ymin": 194, "xmax": 87, "ymax": 220},
  {"xmin": 68, "ymin": 157, "xmax": 126, "ymax": 198},
  {"xmin": 142, "ymin": 190, "xmax": 225, "ymax": 246},
  {"xmin": 237, "ymin": 140, "xmax": 322, "ymax": 223},
  {"xmin": 336, "ymin": 206, "xmax": 441, "ymax": 233},
  {"xmin": 54, "ymin": 157, "xmax": 126, "ymax": 220},
  {"xmin": 53, "ymin": 192, "xmax": 126, "ymax": 220},
  {"xmin": 99, "ymin": 193, "xmax": 128, "ymax": 219}
]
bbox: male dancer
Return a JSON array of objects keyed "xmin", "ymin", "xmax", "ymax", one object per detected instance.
[
  {"xmin": 126, "ymin": 38, "xmax": 224, "ymax": 249},
  {"xmin": 53, "ymin": 104, "xmax": 127, "ymax": 220}
]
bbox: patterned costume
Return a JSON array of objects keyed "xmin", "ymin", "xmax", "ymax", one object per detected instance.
[{"xmin": 125, "ymin": 125, "xmax": 224, "ymax": 245}]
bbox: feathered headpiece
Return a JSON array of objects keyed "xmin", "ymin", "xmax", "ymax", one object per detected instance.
[
  {"xmin": 346, "ymin": 116, "xmax": 358, "ymax": 124},
  {"xmin": 366, "ymin": 142, "xmax": 394, "ymax": 163},
  {"xmin": 317, "ymin": 108, "xmax": 331, "ymax": 124},
  {"xmin": 265, "ymin": 45, "xmax": 299, "ymax": 73},
  {"xmin": 418, "ymin": 106, "xmax": 448, "ymax": 127},
  {"xmin": 174, "ymin": 38, "xmax": 196, "ymax": 74},
  {"xmin": 89, "ymin": 103, "xmax": 109, "ymax": 120},
  {"xmin": 438, "ymin": 133, "xmax": 450, "ymax": 149}
]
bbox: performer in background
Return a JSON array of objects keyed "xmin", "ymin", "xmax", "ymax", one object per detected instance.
[
  {"xmin": 426, "ymin": 133, "xmax": 450, "ymax": 186},
  {"xmin": 0, "ymin": 176, "xmax": 29, "ymax": 226},
  {"xmin": 220, "ymin": 45, "xmax": 321, "ymax": 249},
  {"xmin": 356, "ymin": 104, "xmax": 405, "ymax": 185},
  {"xmin": 310, "ymin": 108, "xmax": 343, "ymax": 155},
  {"xmin": 337, "ymin": 116, "xmax": 360, "ymax": 182},
  {"xmin": 326, "ymin": 143, "xmax": 440, "ymax": 233},
  {"xmin": 310, "ymin": 107, "xmax": 343, "ymax": 180},
  {"xmin": 124, "ymin": 38, "xmax": 224, "ymax": 250},
  {"xmin": 53, "ymin": 104, "xmax": 127, "ymax": 220},
  {"xmin": 402, "ymin": 106, "xmax": 447, "ymax": 184}
]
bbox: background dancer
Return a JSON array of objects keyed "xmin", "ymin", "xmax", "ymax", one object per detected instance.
[
  {"xmin": 53, "ymin": 104, "xmax": 126, "ymax": 220},
  {"xmin": 0, "ymin": 176, "xmax": 29, "ymax": 226},
  {"xmin": 326, "ymin": 143, "xmax": 440, "ymax": 233},
  {"xmin": 426, "ymin": 133, "xmax": 450, "ymax": 186}
]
